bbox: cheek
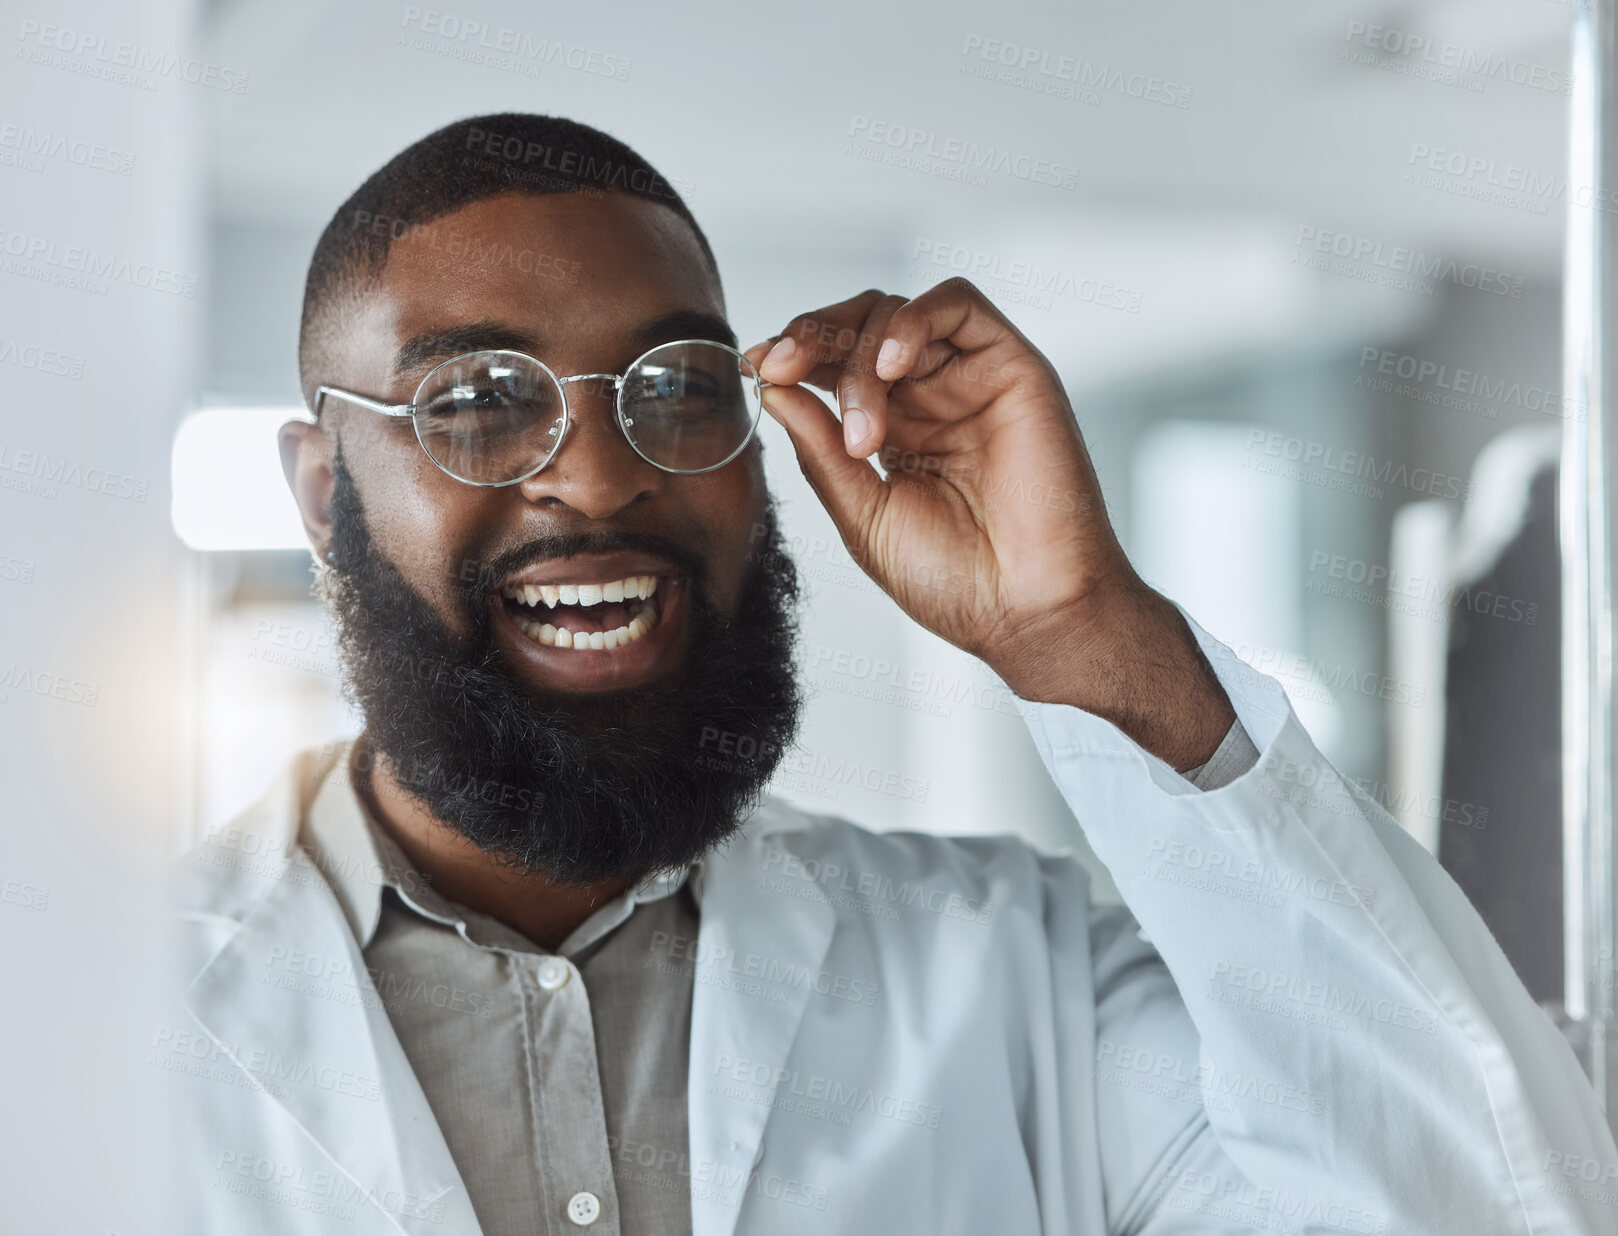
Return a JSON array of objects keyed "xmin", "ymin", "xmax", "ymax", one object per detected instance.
[
  {"xmin": 695, "ymin": 473, "xmax": 769, "ymax": 611},
  {"xmin": 357, "ymin": 451, "xmax": 493, "ymax": 609}
]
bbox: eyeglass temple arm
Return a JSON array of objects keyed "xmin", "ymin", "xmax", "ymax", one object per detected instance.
[{"xmin": 313, "ymin": 385, "xmax": 414, "ymax": 419}]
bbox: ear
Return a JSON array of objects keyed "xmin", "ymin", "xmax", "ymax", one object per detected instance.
[{"xmin": 278, "ymin": 419, "xmax": 337, "ymax": 565}]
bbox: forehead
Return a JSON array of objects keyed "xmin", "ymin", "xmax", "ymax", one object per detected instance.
[{"xmin": 347, "ymin": 190, "xmax": 724, "ymax": 384}]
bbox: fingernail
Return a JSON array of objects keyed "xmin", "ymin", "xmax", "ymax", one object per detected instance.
[
  {"xmin": 763, "ymin": 336, "xmax": 796, "ymax": 371},
  {"xmin": 844, "ymin": 408, "xmax": 871, "ymax": 452},
  {"xmin": 875, "ymin": 338, "xmax": 902, "ymax": 377}
]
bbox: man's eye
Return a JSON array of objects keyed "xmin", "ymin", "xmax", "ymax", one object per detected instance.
[
  {"xmin": 428, "ymin": 388, "xmax": 511, "ymax": 415},
  {"xmin": 466, "ymin": 386, "xmax": 513, "ymax": 409},
  {"xmin": 635, "ymin": 370, "xmax": 724, "ymax": 400}
]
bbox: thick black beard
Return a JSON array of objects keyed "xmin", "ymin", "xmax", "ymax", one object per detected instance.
[{"xmin": 318, "ymin": 445, "xmax": 805, "ymax": 887}]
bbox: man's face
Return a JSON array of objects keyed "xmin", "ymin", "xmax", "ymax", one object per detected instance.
[
  {"xmin": 282, "ymin": 190, "xmax": 803, "ymax": 886},
  {"xmin": 322, "ymin": 190, "xmax": 766, "ymax": 686}
]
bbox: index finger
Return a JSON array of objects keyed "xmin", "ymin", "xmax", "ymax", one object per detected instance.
[
  {"xmin": 745, "ymin": 289, "xmax": 898, "ymax": 389},
  {"xmin": 872, "ymin": 277, "xmax": 1021, "ymax": 383}
]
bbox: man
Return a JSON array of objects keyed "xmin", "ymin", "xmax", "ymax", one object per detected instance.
[{"xmin": 167, "ymin": 112, "xmax": 1616, "ymax": 1234}]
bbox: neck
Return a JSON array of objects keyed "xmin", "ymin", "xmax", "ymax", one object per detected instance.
[{"xmin": 351, "ymin": 736, "xmax": 634, "ymax": 951}]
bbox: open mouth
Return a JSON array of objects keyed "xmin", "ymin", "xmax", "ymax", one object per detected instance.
[{"xmin": 500, "ymin": 573, "xmax": 666, "ymax": 651}]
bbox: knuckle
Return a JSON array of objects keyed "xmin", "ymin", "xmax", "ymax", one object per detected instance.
[
  {"xmin": 878, "ymin": 301, "xmax": 916, "ymax": 340},
  {"xmin": 873, "ymin": 294, "xmax": 909, "ymax": 329}
]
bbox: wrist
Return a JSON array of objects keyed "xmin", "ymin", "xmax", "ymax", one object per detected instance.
[{"xmin": 992, "ymin": 578, "xmax": 1235, "ymax": 770}]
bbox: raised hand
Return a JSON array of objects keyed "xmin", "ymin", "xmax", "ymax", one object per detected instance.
[{"xmin": 747, "ymin": 278, "xmax": 1233, "ymax": 769}]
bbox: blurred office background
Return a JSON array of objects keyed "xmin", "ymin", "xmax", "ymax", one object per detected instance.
[
  {"xmin": 184, "ymin": 0, "xmax": 1573, "ymax": 958},
  {"xmin": 0, "ymin": 1, "xmax": 1583, "ymax": 1224}
]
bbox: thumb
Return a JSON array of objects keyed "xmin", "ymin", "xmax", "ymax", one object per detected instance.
[{"xmin": 762, "ymin": 383, "xmax": 887, "ymax": 546}]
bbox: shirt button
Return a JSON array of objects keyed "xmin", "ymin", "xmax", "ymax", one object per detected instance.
[
  {"xmin": 566, "ymin": 1191, "xmax": 601, "ymax": 1225},
  {"xmin": 537, "ymin": 957, "xmax": 571, "ymax": 990}
]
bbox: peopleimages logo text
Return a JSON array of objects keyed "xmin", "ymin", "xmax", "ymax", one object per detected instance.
[
  {"xmin": 958, "ymin": 34, "xmax": 1193, "ymax": 108},
  {"xmin": 1294, "ymin": 225, "xmax": 1523, "ymax": 299},
  {"xmin": 397, "ymin": 7, "xmax": 631, "ymax": 79},
  {"xmin": 1343, "ymin": 20, "xmax": 1572, "ymax": 96},
  {"xmin": 1245, "ymin": 429, "xmax": 1471, "ymax": 502},
  {"xmin": 0, "ymin": 226, "xmax": 198, "ymax": 298},
  {"xmin": 1358, "ymin": 347, "xmax": 1583, "ymax": 421},
  {"xmin": 14, "ymin": 20, "xmax": 250, "ymax": 93},
  {"xmin": 847, "ymin": 116, "xmax": 1079, "ymax": 190}
]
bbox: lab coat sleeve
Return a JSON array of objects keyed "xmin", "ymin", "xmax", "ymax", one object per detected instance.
[{"xmin": 1016, "ymin": 605, "xmax": 1618, "ymax": 1235}]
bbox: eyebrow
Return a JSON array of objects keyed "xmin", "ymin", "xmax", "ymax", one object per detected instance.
[
  {"xmin": 630, "ymin": 309, "xmax": 738, "ymax": 352},
  {"xmin": 391, "ymin": 309, "xmax": 738, "ymax": 378},
  {"xmin": 393, "ymin": 322, "xmax": 538, "ymax": 376}
]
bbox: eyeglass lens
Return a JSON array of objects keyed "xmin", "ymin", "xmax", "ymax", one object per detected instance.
[{"xmin": 411, "ymin": 341, "xmax": 762, "ymax": 484}]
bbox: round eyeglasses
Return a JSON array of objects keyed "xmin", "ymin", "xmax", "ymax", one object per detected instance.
[{"xmin": 313, "ymin": 338, "xmax": 768, "ymax": 486}]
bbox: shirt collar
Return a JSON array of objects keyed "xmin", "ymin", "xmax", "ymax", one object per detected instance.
[{"xmin": 300, "ymin": 740, "xmax": 697, "ymax": 952}]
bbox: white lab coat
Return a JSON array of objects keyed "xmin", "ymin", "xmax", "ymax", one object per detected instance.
[{"xmin": 165, "ymin": 611, "xmax": 1618, "ymax": 1234}]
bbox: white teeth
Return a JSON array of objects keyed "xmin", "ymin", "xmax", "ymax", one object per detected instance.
[
  {"xmin": 505, "ymin": 574, "xmax": 662, "ymax": 611},
  {"xmin": 501, "ymin": 575, "xmax": 660, "ymax": 640},
  {"xmin": 516, "ymin": 595, "xmax": 658, "ymax": 653}
]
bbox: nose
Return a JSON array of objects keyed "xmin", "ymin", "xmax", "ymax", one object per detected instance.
[{"xmin": 516, "ymin": 375, "xmax": 664, "ymax": 518}]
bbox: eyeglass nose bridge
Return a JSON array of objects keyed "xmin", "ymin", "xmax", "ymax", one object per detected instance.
[
  {"xmin": 547, "ymin": 372, "xmax": 629, "ymax": 463},
  {"xmin": 556, "ymin": 373, "xmax": 625, "ymax": 392}
]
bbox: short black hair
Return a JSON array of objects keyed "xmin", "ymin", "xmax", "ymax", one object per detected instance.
[{"xmin": 297, "ymin": 112, "xmax": 718, "ymax": 410}]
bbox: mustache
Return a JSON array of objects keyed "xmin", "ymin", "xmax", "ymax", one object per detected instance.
[
  {"xmin": 320, "ymin": 441, "xmax": 806, "ymax": 885},
  {"xmin": 461, "ymin": 528, "xmax": 712, "ymax": 610}
]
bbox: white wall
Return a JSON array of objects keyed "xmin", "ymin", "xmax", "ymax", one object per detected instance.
[{"xmin": 0, "ymin": 1, "xmax": 200, "ymax": 1228}]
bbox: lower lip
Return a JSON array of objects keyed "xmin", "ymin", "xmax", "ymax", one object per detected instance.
[{"xmin": 491, "ymin": 578, "xmax": 690, "ymax": 692}]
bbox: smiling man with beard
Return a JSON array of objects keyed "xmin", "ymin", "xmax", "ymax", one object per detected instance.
[
  {"xmin": 167, "ymin": 112, "xmax": 1617, "ymax": 1236},
  {"xmin": 319, "ymin": 442, "xmax": 805, "ymax": 889}
]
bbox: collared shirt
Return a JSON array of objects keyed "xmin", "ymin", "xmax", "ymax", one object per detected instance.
[
  {"xmin": 301, "ymin": 743, "xmax": 705, "ymax": 1236},
  {"xmin": 299, "ymin": 725, "xmax": 1258, "ymax": 1236}
]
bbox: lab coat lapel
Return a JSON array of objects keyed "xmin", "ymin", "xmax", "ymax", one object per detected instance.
[
  {"xmin": 181, "ymin": 851, "xmax": 483, "ymax": 1235},
  {"xmin": 686, "ymin": 818, "xmax": 838, "ymax": 1236}
]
